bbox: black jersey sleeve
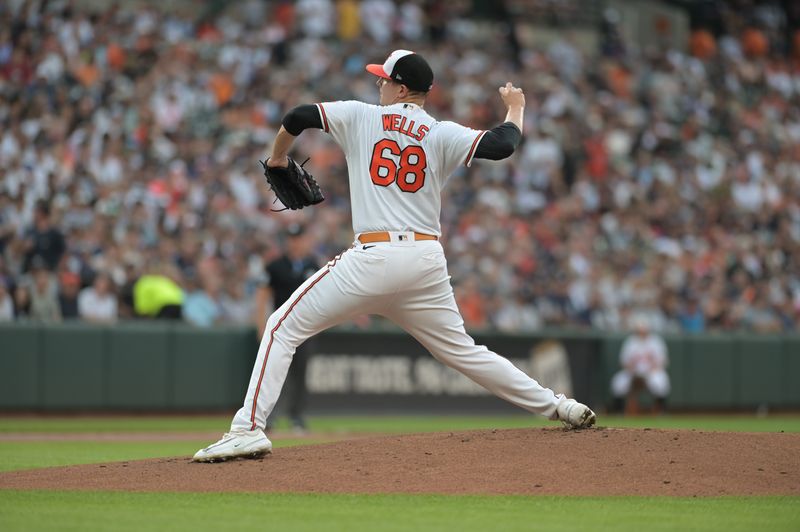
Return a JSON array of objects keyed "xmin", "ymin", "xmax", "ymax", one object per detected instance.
[
  {"xmin": 473, "ymin": 122, "xmax": 522, "ymax": 160},
  {"xmin": 282, "ymin": 105, "xmax": 324, "ymax": 136}
]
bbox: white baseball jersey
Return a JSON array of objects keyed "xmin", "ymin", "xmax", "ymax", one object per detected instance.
[
  {"xmin": 612, "ymin": 334, "xmax": 671, "ymax": 398},
  {"xmin": 315, "ymin": 101, "xmax": 486, "ymax": 236},
  {"xmin": 620, "ymin": 334, "xmax": 668, "ymax": 376}
]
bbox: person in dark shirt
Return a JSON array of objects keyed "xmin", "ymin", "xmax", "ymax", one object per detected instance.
[
  {"xmin": 23, "ymin": 200, "xmax": 66, "ymax": 273},
  {"xmin": 58, "ymin": 271, "xmax": 81, "ymax": 319},
  {"xmin": 254, "ymin": 223, "xmax": 320, "ymax": 433},
  {"xmin": 13, "ymin": 284, "xmax": 31, "ymax": 319}
]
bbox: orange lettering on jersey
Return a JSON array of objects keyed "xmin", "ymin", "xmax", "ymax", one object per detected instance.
[
  {"xmin": 382, "ymin": 114, "xmax": 429, "ymax": 141},
  {"xmin": 402, "ymin": 118, "xmax": 417, "ymax": 138}
]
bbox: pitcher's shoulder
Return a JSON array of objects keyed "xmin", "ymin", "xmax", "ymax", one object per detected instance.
[{"xmin": 425, "ymin": 119, "xmax": 474, "ymax": 139}]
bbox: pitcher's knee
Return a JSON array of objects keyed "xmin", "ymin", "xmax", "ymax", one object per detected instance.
[
  {"xmin": 647, "ymin": 372, "xmax": 670, "ymax": 397},
  {"xmin": 611, "ymin": 371, "xmax": 632, "ymax": 397}
]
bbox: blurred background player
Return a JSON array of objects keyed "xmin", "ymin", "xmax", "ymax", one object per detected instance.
[
  {"xmin": 611, "ymin": 316, "xmax": 670, "ymax": 415},
  {"xmin": 253, "ymin": 223, "xmax": 320, "ymax": 433}
]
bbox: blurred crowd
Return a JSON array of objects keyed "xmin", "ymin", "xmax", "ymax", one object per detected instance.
[{"xmin": 1, "ymin": 0, "xmax": 799, "ymax": 333}]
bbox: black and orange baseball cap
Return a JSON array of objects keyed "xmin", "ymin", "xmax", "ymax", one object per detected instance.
[{"xmin": 366, "ymin": 50, "xmax": 433, "ymax": 93}]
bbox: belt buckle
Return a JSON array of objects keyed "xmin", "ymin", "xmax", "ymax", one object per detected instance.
[{"xmin": 389, "ymin": 231, "xmax": 415, "ymax": 246}]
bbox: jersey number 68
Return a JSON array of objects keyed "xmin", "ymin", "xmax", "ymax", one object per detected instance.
[{"xmin": 369, "ymin": 139, "xmax": 428, "ymax": 193}]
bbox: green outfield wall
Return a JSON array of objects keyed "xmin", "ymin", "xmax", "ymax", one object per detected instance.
[{"xmin": 0, "ymin": 322, "xmax": 797, "ymax": 412}]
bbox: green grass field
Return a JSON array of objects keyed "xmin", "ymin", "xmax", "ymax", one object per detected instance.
[
  {"xmin": 2, "ymin": 413, "xmax": 799, "ymax": 434},
  {"xmin": 0, "ymin": 414, "xmax": 798, "ymax": 532}
]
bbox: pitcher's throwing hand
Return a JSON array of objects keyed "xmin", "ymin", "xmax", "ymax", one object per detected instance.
[{"xmin": 499, "ymin": 82, "xmax": 526, "ymax": 107}]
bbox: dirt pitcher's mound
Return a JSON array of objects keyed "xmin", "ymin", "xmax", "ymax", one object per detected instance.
[{"xmin": 1, "ymin": 428, "xmax": 798, "ymax": 496}]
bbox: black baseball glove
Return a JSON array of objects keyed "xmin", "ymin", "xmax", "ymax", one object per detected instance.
[{"xmin": 260, "ymin": 156, "xmax": 324, "ymax": 211}]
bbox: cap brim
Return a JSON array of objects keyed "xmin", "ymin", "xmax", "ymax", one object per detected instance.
[{"xmin": 366, "ymin": 64, "xmax": 391, "ymax": 79}]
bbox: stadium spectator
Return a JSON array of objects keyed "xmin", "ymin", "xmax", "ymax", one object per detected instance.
[
  {"xmin": 78, "ymin": 272, "xmax": 118, "ymax": 323},
  {"xmin": 28, "ymin": 257, "xmax": 62, "ymax": 322},
  {"xmin": 13, "ymin": 285, "xmax": 31, "ymax": 320},
  {"xmin": 57, "ymin": 271, "xmax": 81, "ymax": 319},
  {"xmin": 183, "ymin": 274, "xmax": 223, "ymax": 327},
  {"xmin": 677, "ymin": 297, "xmax": 705, "ymax": 333},
  {"xmin": 22, "ymin": 201, "xmax": 65, "ymax": 273},
  {"xmin": 132, "ymin": 267, "xmax": 184, "ymax": 320},
  {"xmin": 0, "ymin": 278, "xmax": 13, "ymax": 321},
  {"xmin": 220, "ymin": 277, "xmax": 252, "ymax": 325}
]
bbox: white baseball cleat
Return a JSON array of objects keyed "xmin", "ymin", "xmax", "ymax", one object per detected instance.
[
  {"xmin": 192, "ymin": 429, "xmax": 272, "ymax": 462},
  {"xmin": 557, "ymin": 399, "xmax": 597, "ymax": 429}
]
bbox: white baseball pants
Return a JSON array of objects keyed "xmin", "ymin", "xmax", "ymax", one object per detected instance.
[
  {"xmin": 231, "ymin": 233, "xmax": 564, "ymax": 431},
  {"xmin": 611, "ymin": 369, "xmax": 671, "ymax": 398}
]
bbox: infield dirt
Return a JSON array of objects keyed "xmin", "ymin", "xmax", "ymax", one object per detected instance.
[{"xmin": 1, "ymin": 427, "xmax": 798, "ymax": 496}]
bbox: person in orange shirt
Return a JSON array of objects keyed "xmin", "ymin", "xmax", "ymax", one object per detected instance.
[
  {"xmin": 106, "ymin": 42, "xmax": 125, "ymax": 71},
  {"xmin": 337, "ymin": 0, "xmax": 360, "ymax": 41},
  {"xmin": 209, "ymin": 72, "xmax": 234, "ymax": 107},
  {"xmin": 73, "ymin": 54, "xmax": 99, "ymax": 87}
]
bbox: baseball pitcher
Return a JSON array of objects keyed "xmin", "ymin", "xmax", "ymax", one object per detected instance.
[{"xmin": 194, "ymin": 50, "xmax": 596, "ymax": 462}]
